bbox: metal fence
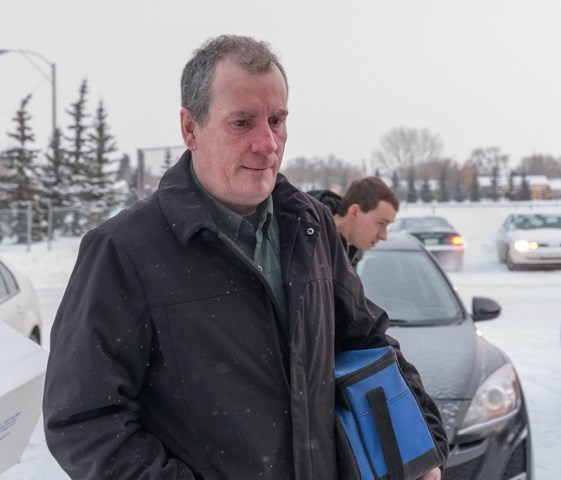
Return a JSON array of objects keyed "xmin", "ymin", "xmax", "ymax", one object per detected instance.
[
  {"xmin": 2, "ymin": 198, "xmax": 560, "ymax": 252},
  {"xmin": 0, "ymin": 203, "xmax": 116, "ymax": 251}
]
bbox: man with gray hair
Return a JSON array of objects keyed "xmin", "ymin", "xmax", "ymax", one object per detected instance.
[{"xmin": 43, "ymin": 35, "xmax": 447, "ymax": 479}]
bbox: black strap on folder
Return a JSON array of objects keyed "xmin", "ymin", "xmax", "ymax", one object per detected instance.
[{"xmin": 367, "ymin": 387, "xmax": 405, "ymax": 480}]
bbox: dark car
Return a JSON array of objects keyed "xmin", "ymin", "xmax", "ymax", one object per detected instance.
[
  {"xmin": 356, "ymin": 233, "xmax": 532, "ymax": 480},
  {"xmin": 390, "ymin": 215, "xmax": 464, "ymax": 271}
]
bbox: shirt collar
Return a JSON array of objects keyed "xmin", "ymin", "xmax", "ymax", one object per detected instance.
[{"xmin": 189, "ymin": 160, "xmax": 273, "ymax": 239}]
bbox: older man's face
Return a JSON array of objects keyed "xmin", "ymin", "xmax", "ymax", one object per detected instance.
[{"xmin": 181, "ymin": 59, "xmax": 288, "ymax": 215}]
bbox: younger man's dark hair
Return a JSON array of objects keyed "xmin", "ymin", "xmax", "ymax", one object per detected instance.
[{"xmin": 338, "ymin": 177, "xmax": 399, "ymax": 216}]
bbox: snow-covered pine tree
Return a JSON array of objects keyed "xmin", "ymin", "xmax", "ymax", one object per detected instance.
[
  {"xmin": 469, "ymin": 168, "xmax": 481, "ymax": 202},
  {"xmin": 86, "ymin": 100, "xmax": 124, "ymax": 227},
  {"xmin": 64, "ymin": 80, "xmax": 91, "ymax": 235},
  {"xmin": 438, "ymin": 168, "xmax": 450, "ymax": 202},
  {"xmin": 40, "ymin": 127, "xmax": 75, "ymax": 237},
  {"xmin": 1, "ymin": 95, "xmax": 43, "ymax": 242},
  {"xmin": 420, "ymin": 177, "xmax": 433, "ymax": 203},
  {"xmin": 161, "ymin": 148, "xmax": 173, "ymax": 174}
]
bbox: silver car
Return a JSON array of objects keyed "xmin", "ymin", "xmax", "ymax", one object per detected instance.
[
  {"xmin": 0, "ymin": 257, "xmax": 42, "ymax": 343},
  {"xmin": 497, "ymin": 213, "xmax": 561, "ymax": 271}
]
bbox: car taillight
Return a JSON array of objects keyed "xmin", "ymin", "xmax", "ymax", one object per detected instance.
[{"xmin": 450, "ymin": 234, "xmax": 463, "ymax": 246}]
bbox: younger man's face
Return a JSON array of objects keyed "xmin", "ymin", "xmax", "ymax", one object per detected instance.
[{"xmin": 347, "ymin": 200, "xmax": 397, "ymax": 251}]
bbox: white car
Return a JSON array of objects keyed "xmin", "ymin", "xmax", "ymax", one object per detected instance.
[
  {"xmin": 0, "ymin": 257, "xmax": 42, "ymax": 343},
  {"xmin": 497, "ymin": 213, "xmax": 561, "ymax": 271}
]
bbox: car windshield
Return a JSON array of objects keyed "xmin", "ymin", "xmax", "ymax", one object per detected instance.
[
  {"xmin": 513, "ymin": 214, "xmax": 561, "ymax": 230},
  {"xmin": 356, "ymin": 250, "xmax": 464, "ymax": 325},
  {"xmin": 400, "ymin": 217, "xmax": 451, "ymax": 230}
]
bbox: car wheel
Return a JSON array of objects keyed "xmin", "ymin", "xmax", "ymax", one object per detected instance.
[
  {"xmin": 506, "ymin": 250, "xmax": 520, "ymax": 271},
  {"xmin": 29, "ymin": 326, "xmax": 41, "ymax": 345}
]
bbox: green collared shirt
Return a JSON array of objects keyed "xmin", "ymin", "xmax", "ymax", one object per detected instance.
[{"xmin": 190, "ymin": 163, "xmax": 288, "ymax": 326}]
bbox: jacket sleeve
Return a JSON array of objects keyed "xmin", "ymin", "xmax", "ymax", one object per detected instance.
[
  {"xmin": 328, "ymin": 219, "xmax": 450, "ymax": 466},
  {"xmin": 43, "ymin": 229, "xmax": 196, "ymax": 480}
]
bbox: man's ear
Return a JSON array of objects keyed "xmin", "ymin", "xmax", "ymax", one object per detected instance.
[
  {"xmin": 348, "ymin": 203, "xmax": 361, "ymax": 218},
  {"xmin": 180, "ymin": 108, "xmax": 197, "ymax": 150}
]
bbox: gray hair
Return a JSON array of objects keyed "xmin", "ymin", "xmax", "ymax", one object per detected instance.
[{"xmin": 180, "ymin": 34, "xmax": 288, "ymax": 126}]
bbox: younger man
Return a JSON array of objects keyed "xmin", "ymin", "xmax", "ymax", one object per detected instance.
[{"xmin": 309, "ymin": 176, "xmax": 399, "ymax": 267}]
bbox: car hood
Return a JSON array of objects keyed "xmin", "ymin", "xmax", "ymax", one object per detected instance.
[
  {"xmin": 407, "ymin": 227, "xmax": 456, "ymax": 234},
  {"xmin": 388, "ymin": 320, "xmax": 507, "ymax": 401},
  {"xmin": 511, "ymin": 228, "xmax": 561, "ymax": 242}
]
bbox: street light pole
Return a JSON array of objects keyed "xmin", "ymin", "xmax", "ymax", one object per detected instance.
[{"xmin": 0, "ymin": 48, "xmax": 57, "ymax": 137}]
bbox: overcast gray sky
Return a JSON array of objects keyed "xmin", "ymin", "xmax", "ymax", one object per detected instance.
[{"xmin": 2, "ymin": 0, "xmax": 561, "ymax": 170}]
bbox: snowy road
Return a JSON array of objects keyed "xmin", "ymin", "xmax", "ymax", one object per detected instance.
[
  {"xmin": 449, "ymin": 268, "xmax": 561, "ymax": 479},
  {"xmin": 1, "ymin": 203, "xmax": 561, "ymax": 479}
]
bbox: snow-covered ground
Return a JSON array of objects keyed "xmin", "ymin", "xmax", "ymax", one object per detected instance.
[{"xmin": 1, "ymin": 202, "xmax": 560, "ymax": 479}]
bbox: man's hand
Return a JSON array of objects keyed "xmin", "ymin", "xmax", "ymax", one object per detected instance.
[{"xmin": 419, "ymin": 467, "xmax": 441, "ymax": 480}]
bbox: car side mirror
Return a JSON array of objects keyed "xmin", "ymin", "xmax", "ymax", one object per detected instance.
[{"xmin": 472, "ymin": 296, "xmax": 501, "ymax": 322}]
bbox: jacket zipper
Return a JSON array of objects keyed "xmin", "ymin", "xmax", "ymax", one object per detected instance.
[{"xmin": 217, "ymin": 232, "xmax": 291, "ymax": 389}]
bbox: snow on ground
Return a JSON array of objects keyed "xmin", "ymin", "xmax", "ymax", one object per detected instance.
[{"xmin": 1, "ymin": 202, "xmax": 560, "ymax": 479}]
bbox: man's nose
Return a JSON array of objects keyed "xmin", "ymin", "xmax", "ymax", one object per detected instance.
[{"xmin": 251, "ymin": 123, "xmax": 278, "ymax": 155}]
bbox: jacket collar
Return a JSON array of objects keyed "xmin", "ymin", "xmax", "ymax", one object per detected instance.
[{"xmin": 157, "ymin": 150, "xmax": 321, "ymax": 246}]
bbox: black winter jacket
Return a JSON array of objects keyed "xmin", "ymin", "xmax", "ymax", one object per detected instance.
[
  {"xmin": 43, "ymin": 151, "xmax": 447, "ymax": 479},
  {"xmin": 306, "ymin": 189, "xmax": 363, "ymax": 268}
]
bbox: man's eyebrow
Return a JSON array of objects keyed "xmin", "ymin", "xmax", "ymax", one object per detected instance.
[
  {"xmin": 227, "ymin": 109, "xmax": 288, "ymax": 119},
  {"xmin": 229, "ymin": 110, "xmax": 256, "ymax": 118}
]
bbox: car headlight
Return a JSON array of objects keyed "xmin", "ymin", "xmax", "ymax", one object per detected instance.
[
  {"xmin": 513, "ymin": 240, "xmax": 538, "ymax": 252},
  {"xmin": 458, "ymin": 363, "xmax": 521, "ymax": 436}
]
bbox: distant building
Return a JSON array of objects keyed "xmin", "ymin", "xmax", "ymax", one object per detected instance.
[
  {"xmin": 549, "ymin": 178, "xmax": 561, "ymax": 200},
  {"xmin": 479, "ymin": 174, "xmax": 554, "ymax": 200}
]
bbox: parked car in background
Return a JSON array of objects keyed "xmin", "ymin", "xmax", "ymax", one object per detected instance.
[
  {"xmin": 497, "ymin": 213, "xmax": 561, "ymax": 271},
  {"xmin": 356, "ymin": 233, "xmax": 532, "ymax": 480},
  {"xmin": 389, "ymin": 215, "xmax": 464, "ymax": 271},
  {"xmin": 0, "ymin": 257, "xmax": 42, "ymax": 344}
]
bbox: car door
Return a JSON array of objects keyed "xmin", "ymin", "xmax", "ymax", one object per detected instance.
[
  {"xmin": 497, "ymin": 215, "xmax": 513, "ymax": 259},
  {"xmin": 0, "ymin": 260, "xmax": 22, "ymax": 330}
]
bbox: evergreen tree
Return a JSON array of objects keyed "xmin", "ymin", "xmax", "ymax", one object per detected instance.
[
  {"xmin": 490, "ymin": 166, "xmax": 500, "ymax": 201},
  {"xmin": 41, "ymin": 127, "xmax": 72, "ymax": 206},
  {"xmin": 420, "ymin": 177, "xmax": 433, "ymax": 203},
  {"xmin": 391, "ymin": 171, "xmax": 399, "ymax": 191},
  {"xmin": 162, "ymin": 148, "xmax": 173, "ymax": 174},
  {"xmin": 66, "ymin": 80, "xmax": 91, "ymax": 168},
  {"xmin": 2, "ymin": 95, "xmax": 43, "ymax": 241},
  {"xmin": 406, "ymin": 168, "xmax": 418, "ymax": 203},
  {"xmin": 40, "ymin": 127, "xmax": 74, "ymax": 238},
  {"xmin": 438, "ymin": 168, "xmax": 450, "ymax": 202},
  {"xmin": 64, "ymin": 80, "xmax": 92, "ymax": 235},
  {"xmin": 125, "ymin": 165, "xmax": 139, "ymax": 206},
  {"xmin": 469, "ymin": 168, "xmax": 481, "ymax": 202},
  {"xmin": 453, "ymin": 178, "xmax": 464, "ymax": 202},
  {"xmin": 507, "ymin": 171, "xmax": 516, "ymax": 200},
  {"xmin": 87, "ymin": 100, "xmax": 123, "ymax": 218},
  {"xmin": 519, "ymin": 171, "xmax": 531, "ymax": 200},
  {"xmin": 117, "ymin": 153, "xmax": 132, "ymax": 183}
]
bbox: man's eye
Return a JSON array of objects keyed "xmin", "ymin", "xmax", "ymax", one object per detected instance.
[
  {"xmin": 270, "ymin": 117, "xmax": 286, "ymax": 127},
  {"xmin": 233, "ymin": 119, "xmax": 248, "ymax": 127}
]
